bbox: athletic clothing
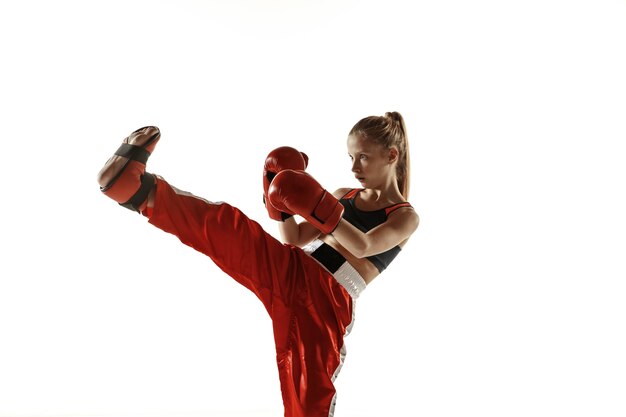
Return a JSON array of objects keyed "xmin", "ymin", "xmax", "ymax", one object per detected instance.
[
  {"xmin": 339, "ymin": 188, "xmax": 413, "ymax": 272},
  {"xmin": 303, "ymin": 189, "xmax": 412, "ymax": 277},
  {"xmin": 145, "ymin": 176, "xmax": 365, "ymax": 417}
]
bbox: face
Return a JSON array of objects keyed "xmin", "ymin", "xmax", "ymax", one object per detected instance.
[{"xmin": 347, "ymin": 134, "xmax": 397, "ymax": 188}]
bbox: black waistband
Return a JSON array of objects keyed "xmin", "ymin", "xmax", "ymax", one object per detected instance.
[{"xmin": 310, "ymin": 243, "xmax": 347, "ymax": 273}]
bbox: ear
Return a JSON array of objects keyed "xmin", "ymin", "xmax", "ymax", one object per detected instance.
[{"xmin": 388, "ymin": 147, "xmax": 399, "ymax": 164}]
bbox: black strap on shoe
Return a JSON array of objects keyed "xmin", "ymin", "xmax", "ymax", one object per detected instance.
[
  {"xmin": 115, "ymin": 143, "xmax": 151, "ymax": 165},
  {"xmin": 100, "ymin": 131, "xmax": 160, "ymax": 193},
  {"xmin": 120, "ymin": 173, "xmax": 156, "ymax": 212}
]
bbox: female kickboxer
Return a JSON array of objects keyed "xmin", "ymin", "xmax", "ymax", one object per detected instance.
[{"xmin": 97, "ymin": 112, "xmax": 419, "ymax": 417}]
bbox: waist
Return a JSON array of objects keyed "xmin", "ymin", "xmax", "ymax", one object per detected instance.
[{"xmin": 302, "ymin": 239, "xmax": 367, "ymax": 299}]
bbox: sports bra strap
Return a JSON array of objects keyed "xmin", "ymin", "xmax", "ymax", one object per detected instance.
[
  {"xmin": 341, "ymin": 189, "xmax": 412, "ymax": 215},
  {"xmin": 385, "ymin": 202, "xmax": 413, "ymax": 216},
  {"xmin": 341, "ymin": 188, "xmax": 362, "ymax": 200}
]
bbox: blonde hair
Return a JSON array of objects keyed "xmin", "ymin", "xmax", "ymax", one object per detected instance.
[{"xmin": 349, "ymin": 111, "xmax": 411, "ymax": 199}]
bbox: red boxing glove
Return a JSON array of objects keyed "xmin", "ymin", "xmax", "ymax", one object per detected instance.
[
  {"xmin": 268, "ymin": 170, "xmax": 344, "ymax": 234},
  {"xmin": 263, "ymin": 147, "xmax": 309, "ymax": 221}
]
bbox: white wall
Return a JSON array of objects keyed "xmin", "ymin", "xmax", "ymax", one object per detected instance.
[{"xmin": 0, "ymin": 1, "xmax": 625, "ymax": 416}]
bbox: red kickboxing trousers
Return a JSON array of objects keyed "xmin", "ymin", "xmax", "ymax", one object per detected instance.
[{"xmin": 145, "ymin": 177, "xmax": 355, "ymax": 417}]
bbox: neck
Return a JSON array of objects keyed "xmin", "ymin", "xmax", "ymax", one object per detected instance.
[{"xmin": 364, "ymin": 177, "xmax": 403, "ymax": 203}]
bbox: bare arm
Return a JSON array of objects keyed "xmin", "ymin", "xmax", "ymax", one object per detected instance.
[
  {"xmin": 277, "ymin": 217, "xmax": 322, "ymax": 247},
  {"xmin": 331, "ymin": 207, "xmax": 419, "ymax": 258},
  {"xmin": 275, "ymin": 187, "xmax": 353, "ymax": 247}
]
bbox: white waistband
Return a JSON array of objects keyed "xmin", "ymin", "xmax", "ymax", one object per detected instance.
[{"xmin": 303, "ymin": 239, "xmax": 367, "ymax": 300}]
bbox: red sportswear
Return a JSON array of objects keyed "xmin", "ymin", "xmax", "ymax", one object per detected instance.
[{"xmin": 145, "ymin": 176, "xmax": 362, "ymax": 417}]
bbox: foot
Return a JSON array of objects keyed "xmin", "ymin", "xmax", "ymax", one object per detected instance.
[{"xmin": 97, "ymin": 126, "xmax": 160, "ymax": 212}]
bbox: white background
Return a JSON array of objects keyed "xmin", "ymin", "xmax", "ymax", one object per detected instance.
[{"xmin": 1, "ymin": 1, "xmax": 625, "ymax": 416}]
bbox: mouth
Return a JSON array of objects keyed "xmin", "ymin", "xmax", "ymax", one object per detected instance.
[{"xmin": 356, "ymin": 177, "xmax": 365, "ymax": 183}]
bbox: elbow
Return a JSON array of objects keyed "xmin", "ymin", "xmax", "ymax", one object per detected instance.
[
  {"xmin": 280, "ymin": 231, "xmax": 307, "ymax": 248},
  {"xmin": 281, "ymin": 234, "xmax": 299, "ymax": 246}
]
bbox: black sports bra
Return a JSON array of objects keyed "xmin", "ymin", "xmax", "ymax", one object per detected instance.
[{"xmin": 339, "ymin": 189, "xmax": 412, "ymax": 272}]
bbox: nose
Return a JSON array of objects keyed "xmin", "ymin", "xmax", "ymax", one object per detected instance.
[{"xmin": 351, "ymin": 159, "xmax": 360, "ymax": 172}]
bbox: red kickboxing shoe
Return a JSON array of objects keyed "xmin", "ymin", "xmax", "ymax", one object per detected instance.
[{"xmin": 97, "ymin": 126, "xmax": 160, "ymax": 212}]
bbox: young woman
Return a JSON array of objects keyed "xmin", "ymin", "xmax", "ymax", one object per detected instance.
[{"xmin": 97, "ymin": 112, "xmax": 419, "ymax": 417}]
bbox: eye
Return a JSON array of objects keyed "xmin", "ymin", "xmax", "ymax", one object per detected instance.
[
  {"xmin": 360, "ymin": 154, "xmax": 367, "ymax": 160},
  {"xmin": 348, "ymin": 154, "xmax": 354, "ymax": 161}
]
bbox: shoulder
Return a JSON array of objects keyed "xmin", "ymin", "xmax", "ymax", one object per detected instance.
[
  {"xmin": 388, "ymin": 204, "xmax": 420, "ymax": 231},
  {"xmin": 331, "ymin": 187, "xmax": 355, "ymax": 199}
]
